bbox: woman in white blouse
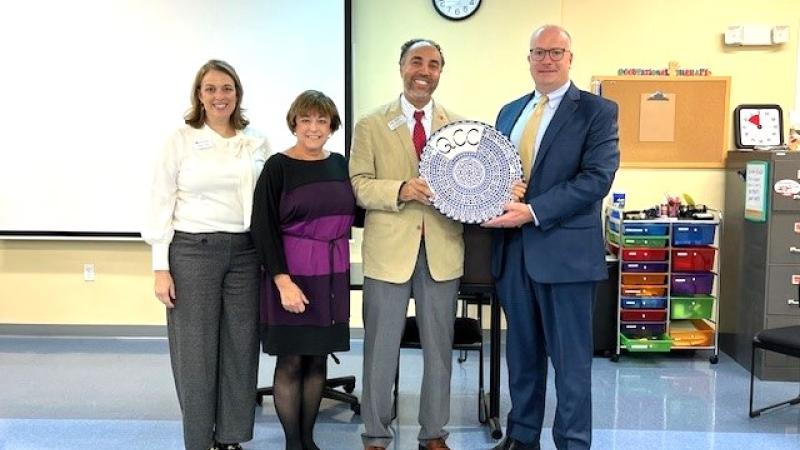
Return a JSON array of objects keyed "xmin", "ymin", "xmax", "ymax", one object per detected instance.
[{"xmin": 144, "ymin": 59, "xmax": 269, "ymax": 450}]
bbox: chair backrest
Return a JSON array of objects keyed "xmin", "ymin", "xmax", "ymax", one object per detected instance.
[{"xmin": 462, "ymin": 224, "xmax": 493, "ymax": 287}]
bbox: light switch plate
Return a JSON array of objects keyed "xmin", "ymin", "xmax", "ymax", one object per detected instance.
[
  {"xmin": 724, "ymin": 25, "xmax": 743, "ymax": 45},
  {"xmin": 772, "ymin": 25, "xmax": 790, "ymax": 44}
]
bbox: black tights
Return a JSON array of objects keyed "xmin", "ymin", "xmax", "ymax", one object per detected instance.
[{"xmin": 273, "ymin": 354, "xmax": 327, "ymax": 450}]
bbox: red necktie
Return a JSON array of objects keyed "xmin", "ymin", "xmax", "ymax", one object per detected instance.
[{"xmin": 413, "ymin": 110, "xmax": 426, "ymax": 159}]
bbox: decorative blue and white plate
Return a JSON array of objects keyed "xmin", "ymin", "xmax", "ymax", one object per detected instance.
[{"xmin": 419, "ymin": 120, "xmax": 522, "ymax": 224}]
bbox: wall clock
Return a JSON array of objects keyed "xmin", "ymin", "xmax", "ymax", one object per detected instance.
[
  {"xmin": 433, "ymin": 0, "xmax": 481, "ymax": 21},
  {"xmin": 734, "ymin": 104, "xmax": 783, "ymax": 149}
]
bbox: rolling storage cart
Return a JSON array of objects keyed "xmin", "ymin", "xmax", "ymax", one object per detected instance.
[{"xmin": 606, "ymin": 207, "xmax": 721, "ymax": 363}]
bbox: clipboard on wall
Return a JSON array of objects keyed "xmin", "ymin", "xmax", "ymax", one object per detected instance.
[{"xmin": 639, "ymin": 91, "xmax": 676, "ymax": 142}]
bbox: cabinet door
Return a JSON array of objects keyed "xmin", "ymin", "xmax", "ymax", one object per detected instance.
[
  {"xmin": 768, "ymin": 213, "xmax": 800, "ymax": 264},
  {"xmin": 771, "ymin": 158, "xmax": 800, "ymax": 212},
  {"xmin": 766, "ymin": 266, "xmax": 800, "ymax": 316}
]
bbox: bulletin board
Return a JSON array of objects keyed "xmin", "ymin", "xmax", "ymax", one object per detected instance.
[{"xmin": 593, "ymin": 76, "xmax": 731, "ymax": 168}]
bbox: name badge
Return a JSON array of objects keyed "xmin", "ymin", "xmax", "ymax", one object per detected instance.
[
  {"xmin": 387, "ymin": 115, "xmax": 405, "ymax": 131},
  {"xmin": 193, "ymin": 139, "xmax": 213, "ymax": 150}
]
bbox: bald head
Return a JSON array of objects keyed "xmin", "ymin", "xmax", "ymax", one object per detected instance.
[{"xmin": 528, "ymin": 25, "xmax": 573, "ymax": 94}]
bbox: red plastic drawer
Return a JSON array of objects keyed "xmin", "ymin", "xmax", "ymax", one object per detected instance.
[
  {"xmin": 622, "ymin": 249, "xmax": 667, "ymax": 261},
  {"xmin": 620, "ymin": 309, "xmax": 667, "ymax": 322},
  {"xmin": 671, "ymin": 248, "xmax": 715, "ymax": 272},
  {"xmin": 621, "ymin": 274, "xmax": 668, "ymax": 285}
]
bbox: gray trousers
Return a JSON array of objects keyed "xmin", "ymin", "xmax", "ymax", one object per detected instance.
[
  {"xmin": 361, "ymin": 241, "xmax": 460, "ymax": 448},
  {"xmin": 168, "ymin": 232, "xmax": 260, "ymax": 450}
]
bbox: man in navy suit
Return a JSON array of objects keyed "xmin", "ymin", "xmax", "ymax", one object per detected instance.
[{"xmin": 483, "ymin": 25, "xmax": 620, "ymax": 450}]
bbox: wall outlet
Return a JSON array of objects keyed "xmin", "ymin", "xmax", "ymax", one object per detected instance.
[{"xmin": 83, "ymin": 264, "xmax": 95, "ymax": 281}]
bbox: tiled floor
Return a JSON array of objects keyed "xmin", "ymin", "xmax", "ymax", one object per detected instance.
[{"xmin": 0, "ymin": 335, "xmax": 798, "ymax": 449}]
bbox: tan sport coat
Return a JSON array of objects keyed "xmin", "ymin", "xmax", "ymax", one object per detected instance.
[{"xmin": 349, "ymin": 99, "xmax": 464, "ymax": 283}]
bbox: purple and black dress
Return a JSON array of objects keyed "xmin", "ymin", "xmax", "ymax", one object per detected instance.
[{"xmin": 251, "ymin": 152, "xmax": 354, "ymax": 356}]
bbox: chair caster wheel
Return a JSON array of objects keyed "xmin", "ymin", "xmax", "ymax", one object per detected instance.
[{"xmin": 351, "ymin": 403, "xmax": 361, "ymax": 415}]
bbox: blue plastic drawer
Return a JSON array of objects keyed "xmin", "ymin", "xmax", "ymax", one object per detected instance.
[
  {"xmin": 608, "ymin": 220, "xmax": 620, "ymax": 233},
  {"xmin": 621, "ymin": 296, "xmax": 667, "ymax": 309},
  {"xmin": 622, "ymin": 262, "xmax": 668, "ymax": 273},
  {"xmin": 622, "ymin": 224, "xmax": 669, "ymax": 236},
  {"xmin": 672, "ymin": 223, "xmax": 716, "ymax": 246}
]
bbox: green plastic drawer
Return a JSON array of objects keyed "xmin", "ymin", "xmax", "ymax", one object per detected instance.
[
  {"xmin": 619, "ymin": 333, "xmax": 672, "ymax": 352},
  {"xmin": 621, "ymin": 236, "xmax": 669, "ymax": 248},
  {"xmin": 670, "ymin": 295, "xmax": 714, "ymax": 319}
]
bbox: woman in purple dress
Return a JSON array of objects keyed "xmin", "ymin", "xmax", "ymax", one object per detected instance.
[{"xmin": 251, "ymin": 90, "xmax": 354, "ymax": 450}]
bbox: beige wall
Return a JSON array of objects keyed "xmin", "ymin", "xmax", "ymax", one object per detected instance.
[{"xmin": 1, "ymin": 0, "xmax": 798, "ymax": 326}]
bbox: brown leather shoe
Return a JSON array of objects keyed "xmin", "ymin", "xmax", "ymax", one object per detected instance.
[{"xmin": 419, "ymin": 438, "xmax": 450, "ymax": 449}]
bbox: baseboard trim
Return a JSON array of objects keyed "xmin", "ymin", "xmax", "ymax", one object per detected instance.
[{"xmin": 0, "ymin": 323, "xmax": 366, "ymax": 339}]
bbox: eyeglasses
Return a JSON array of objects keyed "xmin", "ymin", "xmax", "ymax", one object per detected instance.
[{"xmin": 529, "ymin": 47, "xmax": 570, "ymax": 61}]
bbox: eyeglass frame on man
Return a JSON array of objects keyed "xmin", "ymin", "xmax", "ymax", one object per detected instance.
[{"xmin": 529, "ymin": 47, "xmax": 571, "ymax": 61}]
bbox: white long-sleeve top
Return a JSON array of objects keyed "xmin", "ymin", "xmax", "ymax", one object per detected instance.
[{"xmin": 143, "ymin": 124, "xmax": 270, "ymax": 270}]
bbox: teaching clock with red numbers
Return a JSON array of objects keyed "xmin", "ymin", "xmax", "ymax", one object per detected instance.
[{"xmin": 734, "ymin": 104, "xmax": 784, "ymax": 149}]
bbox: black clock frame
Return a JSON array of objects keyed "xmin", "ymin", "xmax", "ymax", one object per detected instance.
[
  {"xmin": 734, "ymin": 103, "xmax": 784, "ymax": 149},
  {"xmin": 432, "ymin": 0, "xmax": 481, "ymax": 21}
]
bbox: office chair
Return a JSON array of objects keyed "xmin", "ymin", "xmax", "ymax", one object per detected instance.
[
  {"xmin": 393, "ymin": 292, "xmax": 487, "ymax": 422},
  {"xmin": 749, "ymin": 324, "xmax": 800, "ymax": 417},
  {"xmin": 392, "ymin": 224, "xmax": 492, "ymax": 423},
  {"xmin": 256, "ymin": 353, "xmax": 360, "ymax": 415},
  {"xmin": 255, "ymin": 272, "xmax": 361, "ymax": 415}
]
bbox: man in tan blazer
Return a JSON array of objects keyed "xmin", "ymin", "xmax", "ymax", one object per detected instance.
[{"xmin": 349, "ymin": 38, "xmax": 464, "ymax": 450}]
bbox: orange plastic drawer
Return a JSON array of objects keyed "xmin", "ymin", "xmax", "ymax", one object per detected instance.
[
  {"xmin": 621, "ymin": 274, "xmax": 668, "ymax": 285},
  {"xmin": 670, "ymin": 320, "xmax": 714, "ymax": 347},
  {"xmin": 620, "ymin": 285, "xmax": 667, "ymax": 297}
]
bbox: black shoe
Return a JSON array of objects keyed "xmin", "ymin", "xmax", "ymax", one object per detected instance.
[
  {"xmin": 491, "ymin": 438, "xmax": 539, "ymax": 450},
  {"xmin": 214, "ymin": 444, "xmax": 242, "ymax": 450}
]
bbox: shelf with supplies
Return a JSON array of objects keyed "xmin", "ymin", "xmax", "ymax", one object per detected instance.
[{"xmin": 605, "ymin": 207, "xmax": 722, "ymax": 363}]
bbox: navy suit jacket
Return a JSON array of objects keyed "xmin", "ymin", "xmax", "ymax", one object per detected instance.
[{"xmin": 491, "ymin": 82, "xmax": 620, "ymax": 284}]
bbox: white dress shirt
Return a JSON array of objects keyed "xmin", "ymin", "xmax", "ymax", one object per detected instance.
[
  {"xmin": 400, "ymin": 94, "xmax": 433, "ymax": 140},
  {"xmin": 143, "ymin": 125, "xmax": 270, "ymax": 270},
  {"xmin": 509, "ymin": 80, "xmax": 571, "ymax": 225}
]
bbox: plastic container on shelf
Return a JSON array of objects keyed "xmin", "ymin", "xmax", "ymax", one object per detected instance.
[
  {"xmin": 621, "ymin": 285, "xmax": 668, "ymax": 297},
  {"xmin": 620, "ymin": 309, "xmax": 667, "ymax": 322},
  {"xmin": 620, "ymin": 333, "xmax": 672, "ymax": 352},
  {"xmin": 671, "ymin": 248, "xmax": 715, "ymax": 272},
  {"xmin": 621, "ymin": 296, "xmax": 668, "ymax": 309},
  {"xmin": 670, "ymin": 320, "xmax": 714, "ymax": 347},
  {"xmin": 670, "ymin": 295, "xmax": 714, "ymax": 319},
  {"xmin": 622, "ymin": 224, "xmax": 669, "ymax": 236},
  {"xmin": 672, "ymin": 223, "xmax": 716, "ymax": 246},
  {"xmin": 621, "ymin": 236, "xmax": 669, "ymax": 247},
  {"xmin": 620, "ymin": 322, "xmax": 667, "ymax": 337},
  {"xmin": 622, "ymin": 262, "xmax": 669, "ymax": 273},
  {"xmin": 671, "ymin": 273, "xmax": 714, "ymax": 295},
  {"xmin": 621, "ymin": 274, "xmax": 668, "ymax": 285},
  {"xmin": 621, "ymin": 249, "xmax": 668, "ymax": 261}
]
